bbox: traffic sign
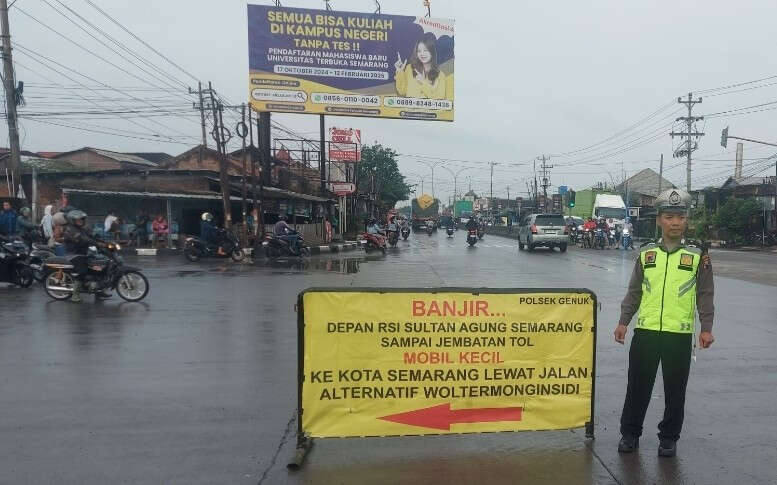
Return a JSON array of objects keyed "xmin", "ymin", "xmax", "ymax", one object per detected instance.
[{"xmin": 296, "ymin": 288, "xmax": 596, "ymax": 439}]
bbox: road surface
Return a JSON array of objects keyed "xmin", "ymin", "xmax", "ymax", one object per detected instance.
[{"xmin": 1, "ymin": 232, "xmax": 775, "ymax": 484}]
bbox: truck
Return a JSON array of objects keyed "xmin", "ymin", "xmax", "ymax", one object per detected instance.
[
  {"xmin": 592, "ymin": 193, "xmax": 627, "ymax": 228},
  {"xmin": 411, "ymin": 194, "xmax": 440, "ymax": 228}
]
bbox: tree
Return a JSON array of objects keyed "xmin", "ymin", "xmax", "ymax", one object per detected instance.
[
  {"xmin": 357, "ymin": 144, "xmax": 411, "ymax": 211},
  {"xmin": 713, "ymin": 197, "xmax": 761, "ymax": 243}
]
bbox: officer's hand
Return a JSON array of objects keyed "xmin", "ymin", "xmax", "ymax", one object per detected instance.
[
  {"xmin": 699, "ymin": 331, "xmax": 715, "ymax": 349},
  {"xmin": 614, "ymin": 324, "xmax": 628, "ymax": 344}
]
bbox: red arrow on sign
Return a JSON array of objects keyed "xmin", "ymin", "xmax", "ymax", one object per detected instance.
[{"xmin": 378, "ymin": 403, "xmax": 523, "ymax": 431}]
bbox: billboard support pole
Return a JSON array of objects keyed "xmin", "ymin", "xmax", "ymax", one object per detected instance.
[{"xmin": 319, "ymin": 115, "xmax": 327, "ymax": 194}]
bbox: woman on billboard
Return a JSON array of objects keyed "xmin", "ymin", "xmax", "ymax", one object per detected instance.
[{"xmin": 394, "ymin": 32, "xmax": 448, "ymax": 100}]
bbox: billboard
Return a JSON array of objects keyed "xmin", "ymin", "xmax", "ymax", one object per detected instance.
[
  {"xmin": 248, "ymin": 5, "xmax": 454, "ymax": 121},
  {"xmin": 298, "ymin": 288, "xmax": 596, "ymax": 438}
]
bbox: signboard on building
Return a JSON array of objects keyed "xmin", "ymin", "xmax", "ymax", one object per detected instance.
[
  {"xmin": 297, "ymin": 288, "xmax": 596, "ymax": 438},
  {"xmin": 329, "ymin": 127, "xmax": 361, "ymax": 161},
  {"xmin": 328, "ymin": 182, "xmax": 356, "ymax": 195},
  {"xmin": 247, "ymin": 5, "xmax": 455, "ymax": 121}
]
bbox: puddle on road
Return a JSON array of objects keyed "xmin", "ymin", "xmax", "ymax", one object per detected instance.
[{"xmin": 262, "ymin": 256, "xmax": 363, "ymax": 274}]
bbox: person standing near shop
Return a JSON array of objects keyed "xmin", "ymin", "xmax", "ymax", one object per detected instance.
[{"xmin": 614, "ymin": 188, "xmax": 715, "ymax": 458}]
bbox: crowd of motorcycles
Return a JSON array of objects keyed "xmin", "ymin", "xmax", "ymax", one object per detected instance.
[
  {"xmin": 567, "ymin": 218, "xmax": 634, "ymax": 250},
  {"xmin": 1, "ymin": 226, "xmax": 149, "ymax": 302},
  {"xmin": 361, "ymin": 216, "xmax": 486, "ymax": 253}
]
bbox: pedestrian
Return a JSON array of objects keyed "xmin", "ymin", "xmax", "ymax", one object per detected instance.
[
  {"xmin": 134, "ymin": 209, "xmax": 150, "ymax": 247},
  {"xmin": 41, "ymin": 204, "xmax": 54, "ymax": 245},
  {"xmin": 0, "ymin": 201, "xmax": 16, "ymax": 237},
  {"xmin": 152, "ymin": 213, "xmax": 169, "ymax": 247},
  {"xmin": 614, "ymin": 188, "xmax": 715, "ymax": 458}
]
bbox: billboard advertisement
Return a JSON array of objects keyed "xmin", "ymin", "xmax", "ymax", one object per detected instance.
[{"xmin": 247, "ymin": 5, "xmax": 454, "ymax": 121}]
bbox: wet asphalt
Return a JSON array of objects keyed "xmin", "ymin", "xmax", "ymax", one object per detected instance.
[{"xmin": 0, "ymin": 231, "xmax": 775, "ymax": 485}]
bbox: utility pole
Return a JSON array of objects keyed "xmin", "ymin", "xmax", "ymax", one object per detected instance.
[
  {"xmin": 208, "ymin": 82, "xmax": 232, "ymax": 228},
  {"xmin": 189, "ymin": 82, "xmax": 209, "ymax": 148},
  {"xmin": 249, "ymin": 106, "xmax": 258, "ymax": 237},
  {"xmin": 489, "ymin": 162, "xmax": 497, "ymax": 218},
  {"xmin": 319, "ymin": 115, "xmax": 326, "ymax": 193},
  {"xmin": 670, "ymin": 92, "xmax": 704, "ymax": 193},
  {"xmin": 539, "ymin": 155, "xmax": 552, "ymax": 212},
  {"xmin": 658, "ymin": 153, "xmax": 664, "ymax": 195},
  {"xmin": 1, "ymin": 0, "xmax": 21, "ymax": 194}
]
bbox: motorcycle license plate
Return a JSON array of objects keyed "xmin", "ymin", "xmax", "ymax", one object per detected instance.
[{"xmin": 544, "ymin": 230, "xmax": 557, "ymax": 234}]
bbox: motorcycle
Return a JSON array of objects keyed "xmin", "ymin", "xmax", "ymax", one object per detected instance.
[
  {"xmin": 608, "ymin": 228, "xmax": 617, "ymax": 249},
  {"xmin": 28, "ymin": 242, "xmax": 55, "ymax": 282},
  {"xmin": 0, "ymin": 237, "xmax": 34, "ymax": 287},
  {"xmin": 43, "ymin": 242, "xmax": 149, "ymax": 302},
  {"xmin": 593, "ymin": 228, "xmax": 606, "ymax": 250},
  {"xmin": 426, "ymin": 223, "xmax": 434, "ymax": 236},
  {"xmin": 263, "ymin": 231, "xmax": 309, "ymax": 258},
  {"xmin": 400, "ymin": 225, "xmax": 410, "ymax": 241},
  {"xmin": 579, "ymin": 228, "xmax": 591, "ymax": 248},
  {"xmin": 386, "ymin": 226, "xmax": 399, "ymax": 247},
  {"xmin": 184, "ymin": 228, "xmax": 245, "ymax": 262},
  {"xmin": 362, "ymin": 232, "xmax": 387, "ymax": 254},
  {"xmin": 568, "ymin": 225, "xmax": 579, "ymax": 245},
  {"xmin": 446, "ymin": 225, "xmax": 455, "ymax": 237},
  {"xmin": 467, "ymin": 228, "xmax": 478, "ymax": 247},
  {"xmin": 477, "ymin": 226, "xmax": 485, "ymax": 240},
  {"xmin": 621, "ymin": 227, "xmax": 633, "ymax": 250}
]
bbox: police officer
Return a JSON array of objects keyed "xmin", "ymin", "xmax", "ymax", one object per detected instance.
[{"xmin": 614, "ymin": 188, "xmax": 715, "ymax": 458}]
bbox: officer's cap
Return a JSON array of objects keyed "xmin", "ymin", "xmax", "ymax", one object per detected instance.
[{"xmin": 655, "ymin": 188, "xmax": 691, "ymax": 214}]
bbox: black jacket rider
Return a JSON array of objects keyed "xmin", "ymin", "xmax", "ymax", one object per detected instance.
[{"xmin": 64, "ymin": 224, "xmax": 101, "ymax": 255}]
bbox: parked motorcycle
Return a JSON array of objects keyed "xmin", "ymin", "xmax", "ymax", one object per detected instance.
[
  {"xmin": 43, "ymin": 242, "xmax": 149, "ymax": 302},
  {"xmin": 184, "ymin": 228, "xmax": 244, "ymax": 262},
  {"xmin": 263, "ymin": 231, "xmax": 309, "ymax": 258},
  {"xmin": 0, "ymin": 238, "xmax": 34, "ymax": 287},
  {"xmin": 362, "ymin": 232, "xmax": 387, "ymax": 254},
  {"xmin": 467, "ymin": 228, "xmax": 478, "ymax": 247}
]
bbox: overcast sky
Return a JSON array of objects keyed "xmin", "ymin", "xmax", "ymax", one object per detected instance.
[{"xmin": 7, "ymin": 0, "xmax": 777, "ymax": 204}]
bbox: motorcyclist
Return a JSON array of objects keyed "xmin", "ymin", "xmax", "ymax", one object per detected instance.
[
  {"xmin": 465, "ymin": 216, "xmax": 479, "ymax": 231},
  {"xmin": 63, "ymin": 210, "xmax": 110, "ymax": 302},
  {"xmin": 274, "ymin": 214, "xmax": 299, "ymax": 253},
  {"xmin": 201, "ymin": 212, "xmax": 226, "ymax": 256},
  {"xmin": 15, "ymin": 207, "xmax": 35, "ymax": 240}
]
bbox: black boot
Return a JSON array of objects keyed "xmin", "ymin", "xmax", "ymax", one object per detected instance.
[
  {"xmin": 658, "ymin": 438, "xmax": 676, "ymax": 457},
  {"xmin": 618, "ymin": 435, "xmax": 639, "ymax": 453},
  {"xmin": 96, "ymin": 290, "xmax": 113, "ymax": 299}
]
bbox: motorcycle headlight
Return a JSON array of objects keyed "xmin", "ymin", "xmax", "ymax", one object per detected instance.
[{"xmin": 115, "ymin": 244, "xmax": 122, "ymax": 251}]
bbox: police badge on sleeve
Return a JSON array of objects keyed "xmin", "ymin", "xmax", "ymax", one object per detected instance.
[
  {"xmin": 644, "ymin": 250, "xmax": 657, "ymax": 268},
  {"xmin": 679, "ymin": 253, "xmax": 694, "ymax": 271}
]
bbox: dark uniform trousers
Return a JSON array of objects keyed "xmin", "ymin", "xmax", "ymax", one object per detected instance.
[{"xmin": 620, "ymin": 329, "xmax": 692, "ymax": 441}]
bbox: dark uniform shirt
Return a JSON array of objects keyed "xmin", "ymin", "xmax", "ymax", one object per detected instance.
[{"xmin": 619, "ymin": 242, "xmax": 715, "ymax": 333}]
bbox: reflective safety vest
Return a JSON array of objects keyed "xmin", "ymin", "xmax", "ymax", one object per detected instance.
[{"xmin": 636, "ymin": 243, "xmax": 701, "ymax": 333}]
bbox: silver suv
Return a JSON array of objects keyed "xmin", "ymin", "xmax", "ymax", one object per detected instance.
[{"xmin": 518, "ymin": 214, "xmax": 568, "ymax": 252}]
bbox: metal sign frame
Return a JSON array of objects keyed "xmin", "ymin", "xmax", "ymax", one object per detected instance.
[{"xmin": 288, "ymin": 287, "xmax": 598, "ymax": 469}]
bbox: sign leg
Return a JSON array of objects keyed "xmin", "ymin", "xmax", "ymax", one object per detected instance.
[{"xmin": 287, "ymin": 435, "xmax": 313, "ymax": 470}]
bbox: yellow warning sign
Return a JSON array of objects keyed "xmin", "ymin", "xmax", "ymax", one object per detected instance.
[{"xmin": 300, "ymin": 289, "xmax": 596, "ymax": 438}]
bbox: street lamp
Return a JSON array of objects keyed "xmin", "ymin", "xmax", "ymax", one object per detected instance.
[
  {"xmin": 417, "ymin": 160, "xmax": 441, "ymax": 197},
  {"xmin": 438, "ymin": 166, "xmax": 471, "ymax": 205}
]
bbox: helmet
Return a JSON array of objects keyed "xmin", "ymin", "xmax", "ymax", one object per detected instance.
[
  {"xmin": 655, "ymin": 188, "xmax": 691, "ymax": 214},
  {"xmin": 278, "ymin": 214, "xmax": 287, "ymax": 221},
  {"xmin": 19, "ymin": 207, "xmax": 30, "ymax": 217},
  {"xmin": 201, "ymin": 212, "xmax": 213, "ymax": 222},
  {"xmin": 66, "ymin": 209, "xmax": 87, "ymax": 223}
]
